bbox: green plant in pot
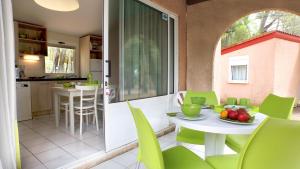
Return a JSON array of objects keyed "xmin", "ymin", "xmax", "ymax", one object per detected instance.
[
  {"xmin": 181, "ymin": 104, "xmax": 202, "ymax": 117},
  {"xmin": 191, "ymin": 97, "xmax": 206, "ymax": 105}
]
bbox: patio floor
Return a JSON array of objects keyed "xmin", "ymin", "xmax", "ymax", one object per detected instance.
[{"xmin": 92, "ymin": 107, "xmax": 300, "ymax": 169}]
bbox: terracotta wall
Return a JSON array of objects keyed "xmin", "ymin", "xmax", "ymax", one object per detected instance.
[
  {"xmin": 187, "ymin": 0, "xmax": 300, "ymax": 91},
  {"xmin": 273, "ymin": 39, "xmax": 300, "ymax": 101},
  {"xmin": 215, "ymin": 38, "xmax": 300, "ymax": 105},
  {"xmin": 216, "ymin": 40, "xmax": 276, "ymax": 105},
  {"xmin": 151, "ymin": 0, "xmax": 187, "ymax": 90}
]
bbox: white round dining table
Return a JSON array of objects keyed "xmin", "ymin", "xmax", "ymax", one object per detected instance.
[{"xmin": 169, "ymin": 109, "xmax": 267, "ymax": 157}]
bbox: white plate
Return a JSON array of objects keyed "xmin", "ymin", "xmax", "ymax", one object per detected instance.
[
  {"xmin": 176, "ymin": 113, "xmax": 207, "ymax": 121},
  {"xmin": 224, "ymin": 105, "xmax": 247, "ymax": 109},
  {"xmin": 218, "ymin": 117, "xmax": 256, "ymax": 125},
  {"xmin": 202, "ymin": 105, "xmax": 211, "ymax": 109}
]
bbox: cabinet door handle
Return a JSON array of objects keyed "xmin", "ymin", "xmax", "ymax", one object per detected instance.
[
  {"xmin": 105, "ymin": 60, "xmax": 111, "ymax": 78},
  {"xmin": 22, "ymin": 84, "xmax": 28, "ymax": 87}
]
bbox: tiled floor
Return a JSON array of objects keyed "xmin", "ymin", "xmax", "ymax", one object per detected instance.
[
  {"xmin": 92, "ymin": 109, "xmax": 300, "ymax": 169},
  {"xmin": 19, "ymin": 114, "xmax": 105, "ymax": 169},
  {"xmin": 92, "ymin": 132, "xmax": 235, "ymax": 169},
  {"xmin": 19, "ymin": 108, "xmax": 300, "ymax": 169}
]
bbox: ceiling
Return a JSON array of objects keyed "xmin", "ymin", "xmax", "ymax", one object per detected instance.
[
  {"xmin": 186, "ymin": 0, "xmax": 210, "ymax": 5},
  {"xmin": 12, "ymin": 0, "xmax": 103, "ymax": 37}
]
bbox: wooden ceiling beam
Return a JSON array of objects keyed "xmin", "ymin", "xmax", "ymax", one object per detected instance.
[{"xmin": 186, "ymin": 0, "xmax": 210, "ymax": 5}]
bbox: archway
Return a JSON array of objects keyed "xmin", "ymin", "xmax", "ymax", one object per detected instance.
[
  {"xmin": 186, "ymin": 0, "xmax": 300, "ymax": 92},
  {"xmin": 212, "ymin": 10, "xmax": 300, "ymax": 105}
]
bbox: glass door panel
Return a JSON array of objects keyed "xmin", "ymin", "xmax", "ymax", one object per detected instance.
[{"xmin": 104, "ymin": 0, "xmax": 177, "ymax": 151}]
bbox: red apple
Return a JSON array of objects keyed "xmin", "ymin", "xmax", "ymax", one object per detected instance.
[
  {"xmin": 237, "ymin": 108, "xmax": 247, "ymax": 114},
  {"xmin": 228, "ymin": 110, "xmax": 238, "ymax": 120},
  {"xmin": 237, "ymin": 112, "xmax": 250, "ymax": 122}
]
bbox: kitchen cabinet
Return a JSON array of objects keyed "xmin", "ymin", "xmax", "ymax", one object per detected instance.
[
  {"xmin": 31, "ymin": 82, "xmax": 53, "ymax": 116},
  {"xmin": 15, "ymin": 21, "xmax": 48, "ymax": 57},
  {"xmin": 80, "ymin": 35, "xmax": 103, "ymax": 81}
]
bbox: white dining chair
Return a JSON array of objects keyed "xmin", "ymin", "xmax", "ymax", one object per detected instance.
[
  {"xmin": 97, "ymin": 86, "xmax": 116, "ymax": 111},
  {"xmin": 74, "ymin": 85, "xmax": 99, "ymax": 136},
  {"xmin": 60, "ymin": 100, "xmax": 69, "ymax": 129}
]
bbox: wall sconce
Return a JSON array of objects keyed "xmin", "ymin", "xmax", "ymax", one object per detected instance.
[{"xmin": 23, "ymin": 55, "xmax": 40, "ymax": 62}]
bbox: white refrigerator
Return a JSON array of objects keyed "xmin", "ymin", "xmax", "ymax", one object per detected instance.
[{"xmin": 90, "ymin": 59, "xmax": 103, "ymax": 82}]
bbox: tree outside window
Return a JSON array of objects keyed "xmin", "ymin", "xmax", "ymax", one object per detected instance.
[{"xmin": 45, "ymin": 45, "xmax": 75, "ymax": 74}]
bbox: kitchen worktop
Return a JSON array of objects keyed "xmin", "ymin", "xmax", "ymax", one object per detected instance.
[{"xmin": 16, "ymin": 77, "xmax": 87, "ymax": 82}]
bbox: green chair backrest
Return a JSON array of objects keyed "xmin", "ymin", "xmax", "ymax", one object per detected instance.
[
  {"xmin": 239, "ymin": 98, "xmax": 251, "ymax": 107},
  {"xmin": 226, "ymin": 97, "xmax": 237, "ymax": 105},
  {"xmin": 127, "ymin": 102, "xmax": 164, "ymax": 169},
  {"xmin": 259, "ymin": 94, "xmax": 295, "ymax": 119},
  {"xmin": 184, "ymin": 91, "xmax": 219, "ymax": 105},
  {"xmin": 238, "ymin": 118, "xmax": 300, "ymax": 169}
]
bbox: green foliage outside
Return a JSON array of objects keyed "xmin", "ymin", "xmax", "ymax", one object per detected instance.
[{"xmin": 222, "ymin": 10, "xmax": 300, "ymax": 48}]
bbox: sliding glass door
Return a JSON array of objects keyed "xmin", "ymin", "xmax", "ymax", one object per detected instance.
[{"xmin": 103, "ymin": 0, "xmax": 178, "ymax": 151}]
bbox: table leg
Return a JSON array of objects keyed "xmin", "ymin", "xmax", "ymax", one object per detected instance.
[
  {"xmin": 54, "ymin": 92, "xmax": 59, "ymax": 127},
  {"xmin": 204, "ymin": 133, "xmax": 225, "ymax": 157},
  {"xmin": 69, "ymin": 93, "xmax": 75, "ymax": 135}
]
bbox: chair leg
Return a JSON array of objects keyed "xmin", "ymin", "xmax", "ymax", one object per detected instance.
[
  {"xmin": 65, "ymin": 105, "xmax": 68, "ymax": 129},
  {"xmin": 80, "ymin": 111, "xmax": 83, "ymax": 136},
  {"xmin": 86, "ymin": 113, "xmax": 89, "ymax": 126},
  {"xmin": 94, "ymin": 106, "xmax": 99, "ymax": 131},
  {"xmin": 135, "ymin": 162, "xmax": 140, "ymax": 169}
]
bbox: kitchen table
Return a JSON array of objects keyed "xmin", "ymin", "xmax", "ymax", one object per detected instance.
[
  {"xmin": 52, "ymin": 87, "xmax": 103, "ymax": 135},
  {"xmin": 169, "ymin": 109, "xmax": 267, "ymax": 157}
]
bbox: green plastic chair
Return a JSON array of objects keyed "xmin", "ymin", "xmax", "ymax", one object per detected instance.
[
  {"xmin": 207, "ymin": 118, "xmax": 300, "ymax": 169},
  {"xmin": 239, "ymin": 98, "xmax": 250, "ymax": 107},
  {"xmin": 176, "ymin": 91, "xmax": 219, "ymax": 145},
  {"xmin": 226, "ymin": 97, "xmax": 238, "ymax": 105},
  {"xmin": 183, "ymin": 90, "xmax": 219, "ymax": 105},
  {"xmin": 127, "ymin": 102, "xmax": 213, "ymax": 169},
  {"xmin": 226, "ymin": 94, "xmax": 295, "ymax": 152}
]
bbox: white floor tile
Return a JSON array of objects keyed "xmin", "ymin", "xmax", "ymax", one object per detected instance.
[
  {"xmin": 27, "ymin": 141, "xmax": 57, "ymax": 154},
  {"xmin": 47, "ymin": 133, "xmax": 78, "ymax": 146},
  {"xmin": 44, "ymin": 154, "xmax": 76, "ymax": 169},
  {"xmin": 20, "ymin": 146, "xmax": 32, "ymax": 158},
  {"xmin": 22, "ymin": 137, "xmax": 50, "ymax": 148},
  {"xmin": 20, "ymin": 132, "xmax": 42, "ymax": 142},
  {"xmin": 35, "ymin": 148, "xmax": 71, "ymax": 163},
  {"xmin": 127, "ymin": 163, "xmax": 146, "ymax": 169},
  {"xmin": 112, "ymin": 151, "xmax": 137, "ymax": 167},
  {"xmin": 31, "ymin": 164, "xmax": 47, "ymax": 169},
  {"xmin": 92, "ymin": 160, "xmax": 126, "ymax": 169},
  {"xmin": 21, "ymin": 155, "xmax": 43, "ymax": 169},
  {"xmin": 82, "ymin": 136, "xmax": 105, "ymax": 150},
  {"xmin": 62, "ymin": 142, "xmax": 98, "ymax": 159}
]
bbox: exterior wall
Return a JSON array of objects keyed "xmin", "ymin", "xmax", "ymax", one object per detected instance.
[
  {"xmin": 187, "ymin": 0, "xmax": 300, "ymax": 91},
  {"xmin": 215, "ymin": 38, "xmax": 300, "ymax": 105},
  {"xmin": 216, "ymin": 39, "xmax": 277, "ymax": 105},
  {"xmin": 273, "ymin": 39, "xmax": 300, "ymax": 100},
  {"xmin": 151, "ymin": 0, "xmax": 187, "ymax": 90}
]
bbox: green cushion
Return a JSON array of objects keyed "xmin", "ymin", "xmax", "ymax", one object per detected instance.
[
  {"xmin": 206, "ymin": 154, "xmax": 239, "ymax": 169},
  {"xmin": 226, "ymin": 135, "xmax": 250, "ymax": 153},
  {"xmin": 163, "ymin": 146, "xmax": 213, "ymax": 169},
  {"xmin": 176, "ymin": 127, "xmax": 205, "ymax": 145}
]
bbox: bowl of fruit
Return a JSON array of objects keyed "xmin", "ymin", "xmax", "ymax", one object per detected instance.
[
  {"xmin": 219, "ymin": 108, "xmax": 255, "ymax": 124},
  {"xmin": 181, "ymin": 104, "xmax": 202, "ymax": 117}
]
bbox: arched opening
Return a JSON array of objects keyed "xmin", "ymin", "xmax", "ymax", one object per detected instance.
[{"xmin": 212, "ymin": 10, "xmax": 300, "ymax": 109}]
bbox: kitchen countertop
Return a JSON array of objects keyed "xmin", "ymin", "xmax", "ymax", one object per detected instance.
[{"xmin": 16, "ymin": 77, "xmax": 87, "ymax": 82}]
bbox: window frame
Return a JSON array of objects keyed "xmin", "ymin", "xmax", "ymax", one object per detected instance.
[
  {"xmin": 228, "ymin": 55, "xmax": 249, "ymax": 84},
  {"xmin": 45, "ymin": 44, "xmax": 76, "ymax": 74}
]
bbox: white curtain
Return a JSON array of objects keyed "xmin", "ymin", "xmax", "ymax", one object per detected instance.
[
  {"xmin": 231, "ymin": 65, "xmax": 247, "ymax": 81},
  {"xmin": 0, "ymin": 0, "xmax": 17, "ymax": 168}
]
